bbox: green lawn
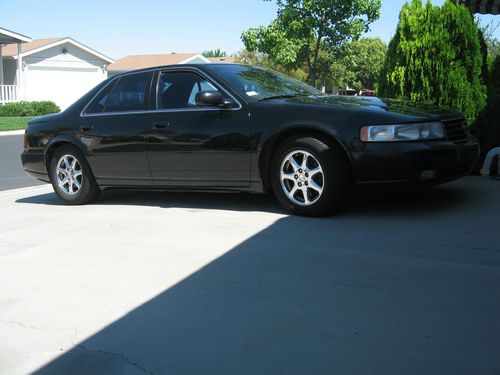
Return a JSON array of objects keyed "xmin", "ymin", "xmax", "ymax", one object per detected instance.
[{"xmin": 0, "ymin": 117, "xmax": 34, "ymax": 131}]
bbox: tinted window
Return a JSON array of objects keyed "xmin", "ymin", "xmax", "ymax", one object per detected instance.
[
  {"xmin": 84, "ymin": 80, "xmax": 117, "ymax": 114},
  {"xmin": 157, "ymin": 71, "xmax": 219, "ymax": 110},
  {"xmin": 104, "ymin": 72, "xmax": 153, "ymax": 113}
]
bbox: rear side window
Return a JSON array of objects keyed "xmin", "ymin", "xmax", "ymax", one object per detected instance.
[
  {"xmin": 84, "ymin": 80, "xmax": 116, "ymax": 114},
  {"xmin": 85, "ymin": 72, "xmax": 153, "ymax": 114},
  {"xmin": 105, "ymin": 72, "xmax": 153, "ymax": 113}
]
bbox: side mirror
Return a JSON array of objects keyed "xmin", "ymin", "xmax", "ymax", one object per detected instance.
[{"xmin": 195, "ymin": 90, "xmax": 231, "ymax": 108}]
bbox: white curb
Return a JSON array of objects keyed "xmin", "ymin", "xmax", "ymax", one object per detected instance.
[{"xmin": 0, "ymin": 129, "xmax": 25, "ymax": 137}]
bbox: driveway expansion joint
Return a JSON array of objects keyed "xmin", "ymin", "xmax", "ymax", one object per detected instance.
[{"xmin": 73, "ymin": 343, "xmax": 155, "ymax": 375}]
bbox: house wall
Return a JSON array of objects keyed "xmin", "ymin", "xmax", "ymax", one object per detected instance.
[{"xmin": 23, "ymin": 42, "xmax": 109, "ymax": 109}]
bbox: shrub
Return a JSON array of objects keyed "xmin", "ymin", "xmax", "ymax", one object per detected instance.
[
  {"xmin": 471, "ymin": 56, "xmax": 500, "ymax": 156},
  {"xmin": 378, "ymin": 0, "xmax": 487, "ymax": 125},
  {"xmin": 0, "ymin": 101, "xmax": 61, "ymax": 117}
]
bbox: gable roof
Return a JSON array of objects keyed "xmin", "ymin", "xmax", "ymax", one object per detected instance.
[
  {"xmin": 0, "ymin": 27, "xmax": 32, "ymax": 44},
  {"xmin": 2, "ymin": 37, "xmax": 114, "ymax": 64},
  {"xmin": 108, "ymin": 53, "xmax": 210, "ymax": 72},
  {"xmin": 2, "ymin": 37, "xmax": 64, "ymax": 55}
]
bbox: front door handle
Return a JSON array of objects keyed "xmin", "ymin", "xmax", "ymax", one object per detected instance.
[
  {"xmin": 80, "ymin": 125, "xmax": 93, "ymax": 132},
  {"xmin": 152, "ymin": 122, "xmax": 170, "ymax": 129}
]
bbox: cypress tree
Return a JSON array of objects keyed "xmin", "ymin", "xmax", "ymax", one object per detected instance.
[{"xmin": 379, "ymin": 0, "xmax": 486, "ymax": 125}]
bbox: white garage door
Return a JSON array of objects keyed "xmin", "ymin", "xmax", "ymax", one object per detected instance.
[{"xmin": 25, "ymin": 66, "xmax": 103, "ymax": 110}]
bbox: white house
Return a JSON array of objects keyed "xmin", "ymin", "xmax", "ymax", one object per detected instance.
[
  {"xmin": 0, "ymin": 28, "xmax": 114, "ymax": 110},
  {"xmin": 108, "ymin": 53, "xmax": 211, "ymax": 76}
]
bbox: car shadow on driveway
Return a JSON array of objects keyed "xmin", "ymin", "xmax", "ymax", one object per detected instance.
[
  {"xmin": 30, "ymin": 179, "xmax": 500, "ymax": 374},
  {"xmin": 16, "ymin": 183, "xmax": 472, "ymax": 217}
]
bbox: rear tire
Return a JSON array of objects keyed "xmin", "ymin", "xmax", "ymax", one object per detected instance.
[
  {"xmin": 49, "ymin": 145, "xmax": 100, "ymax": 205},
  {"xmin": 271, "ymin": 136, "xmax": 352, "ymax": 216}
]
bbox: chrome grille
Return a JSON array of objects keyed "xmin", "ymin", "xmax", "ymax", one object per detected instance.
[{"xmin": 443, "ymin": 118, "xmax": 468, "ymax": 142}]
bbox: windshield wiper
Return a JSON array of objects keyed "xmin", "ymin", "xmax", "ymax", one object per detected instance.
[{"xmin": 259, "ymin": 93, "xmax": 311, "ymax": 101}]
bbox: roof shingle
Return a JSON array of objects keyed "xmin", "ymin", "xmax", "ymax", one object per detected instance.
[
  {"xmin": 2, "ymin": 37, "xmax": 66, "ymax": 56},
  {"xmin": 108, "ymin": 53, "xmax": 203, "ymax": 71}
]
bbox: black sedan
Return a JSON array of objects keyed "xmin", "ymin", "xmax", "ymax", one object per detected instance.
[{"xmin": 21, "ymin": 64, "xmax": 480, "ymax": 216}]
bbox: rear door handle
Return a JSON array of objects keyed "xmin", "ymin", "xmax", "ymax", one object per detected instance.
[
  {"xmin": 80, "ymin": 125, "xmax": 93, "ymax": 132},
  {"xmin": 152, "ymin": 122, "xmax": 170, "ymax": 129}
]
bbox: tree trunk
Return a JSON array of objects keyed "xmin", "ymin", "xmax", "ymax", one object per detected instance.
[
  {"xmin": 308, "ymin": 17, "xmax": 326, "ymax": 86},
  {"xmin": 308, "ymin": 34, "xmax": 323, "ymax": 86}
]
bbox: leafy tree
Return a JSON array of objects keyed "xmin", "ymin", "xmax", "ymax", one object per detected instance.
[
  {"xmin": 379, "ymin": 0, "xmax": 486, "ymax": 125},
  {"xmin": 479, "ymin": 20, "xmax": 500, "ymax": 61},
  {"xmin": 472, "ymin": 56, "xmax": 500, "ymax": 156},
  {"xmin": 235, "ymin": 49, "xmax": 309, "ymax": 82},
  {"xmin": 202, "ymin": 49, "xmax": 227, "ymax": 58},
  {"xmin": 241, "ymin": 0, "xmax": 381, "ymax": 85},
  {"xmin": 328, "ymin": 61, "xmax": 357, "ymax": 92},
  {"xmin": 342, "ymin": 37, "xmax": 386, "ymax": 90}
]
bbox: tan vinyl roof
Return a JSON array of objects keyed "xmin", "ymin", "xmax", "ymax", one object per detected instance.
[
  {"xmin": 206, "ymin": 56, "xmax": 237, "ymax": 63},
  {"xmin": 2, "ymin": 37, "xmax": 66, "ymax": 56},
  {"xmin": 108, "ymin": 53, "xmax": 202, "ymax": 71}
]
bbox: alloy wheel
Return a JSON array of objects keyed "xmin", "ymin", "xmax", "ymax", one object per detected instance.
[
  {"xmin": 279, "ymin": 149, "xmax": 325, "ymax": 206},
  {"xmin": 56, "ymin": 154, "xmax": 83, "ymax": 195}
]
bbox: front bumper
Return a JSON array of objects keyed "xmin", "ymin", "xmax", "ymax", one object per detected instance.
[{"xmin": 352, "ymin": 136, "xmax": 480, "ymax": 186}]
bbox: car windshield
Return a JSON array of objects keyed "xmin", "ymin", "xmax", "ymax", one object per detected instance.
[{"xmin": 206, "ymin": 64, "xmax": 322, "ymax": 101}]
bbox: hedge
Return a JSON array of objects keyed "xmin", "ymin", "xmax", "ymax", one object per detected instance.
[
  {"xmin": 472, "ymin": 56, "xmax": 500, "ymax": 157},
  {"xmin": 0, "ymin": 101, "xmax": 60, "ymax": 117}
]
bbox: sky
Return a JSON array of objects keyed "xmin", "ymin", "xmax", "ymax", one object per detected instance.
[{"xmin": 2, "ymin": 0, "xmax": 499, "ymax": 60}]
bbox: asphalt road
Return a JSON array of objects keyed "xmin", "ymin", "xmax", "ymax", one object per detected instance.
[
  {"xmin": 0, "ymin": 134, "xmax": 43, "ymax": 191},
  {"xmin": 0, "ymin": 176, "xmax": 499, "ymax": 375}
]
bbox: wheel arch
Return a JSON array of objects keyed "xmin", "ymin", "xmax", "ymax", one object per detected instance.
[
  {"xmin": 44, "ymin": 137, "xmax": 88, "ymax": 172},
  {"xmin": 258, "ymin": 126, "xmax": 353, "ymax": 192}
]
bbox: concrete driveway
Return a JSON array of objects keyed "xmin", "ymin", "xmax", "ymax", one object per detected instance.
[
  {"xmin": 0, "ymin": 133, "xmax": 43, "ymax": 191},
  {"xmin": 0, "ymin": 177, "xmax": 499, "ymax": 375}
]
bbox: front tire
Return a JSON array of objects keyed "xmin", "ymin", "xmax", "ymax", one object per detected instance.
[
  {"xmin": 49, "ymin": 145, "xmax": 100, "ymax": 205},
  {"xmin": 271, "ymin": 136, "xmax": 352, "ymax": 216}
]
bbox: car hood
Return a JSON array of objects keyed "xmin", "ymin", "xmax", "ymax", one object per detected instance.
[{"xmin": 280, "ymin": 95, "xmax": 462, "ymax": 120}]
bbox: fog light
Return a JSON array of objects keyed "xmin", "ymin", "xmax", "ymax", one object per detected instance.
[{"xmin": 420, "ymin": 170, "xmax": 436, "ymax": 180}]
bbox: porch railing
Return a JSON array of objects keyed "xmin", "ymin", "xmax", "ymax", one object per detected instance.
[{"xmin": 0, "ymin": 85, "xmax": 19, "ymax": 104}]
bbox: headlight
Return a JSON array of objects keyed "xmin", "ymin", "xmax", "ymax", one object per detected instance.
[{"xmin": 360, "ymin": 122, "xmax": 445, "ymax": 142}]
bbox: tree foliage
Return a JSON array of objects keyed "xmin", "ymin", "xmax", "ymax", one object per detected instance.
[
  {"xmin": 479, "ymin": 20, "xmax": 500, "ymax": 62},
  {"xmin": 234, "ymin": 49, "xmax": 309, "ymax": 82},
  {"xmin": 342, "ymin": 37, "xmax": 387, "ymax": 90},
  {"xmin": 472, "ymin": 56, "xmax": 500, "ymax": 155},
  {"xmin": 379, "ymin": 0, "xmax": 486, "ymax": 125},
  {"xmin": 202, "ymin": 49, "xmax": 227, "ymax": 58},
  {"xmin": 241, "ymin": 0, "xmax": 381, "ymax": 85}
]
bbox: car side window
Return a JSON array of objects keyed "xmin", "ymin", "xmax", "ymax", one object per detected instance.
[
  {"xmin": 84, "ymin": 80, "xmax": 117, "ymax": 114},
  {"xmin": 157, "ymin": 71, "xmax": 219, "ymax": 110},
  {"xmin": 103, "ymin": 72, "xmax": 153, "ymax": 113}
]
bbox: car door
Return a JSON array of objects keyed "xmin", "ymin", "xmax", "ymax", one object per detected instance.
[
  {"xmin": 79, "ymin": 71, "xmax": 154, "ymax": 186},
  {"xmin": 146, "ymin": 68, "xmax": 251, "ymax": 187}
]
